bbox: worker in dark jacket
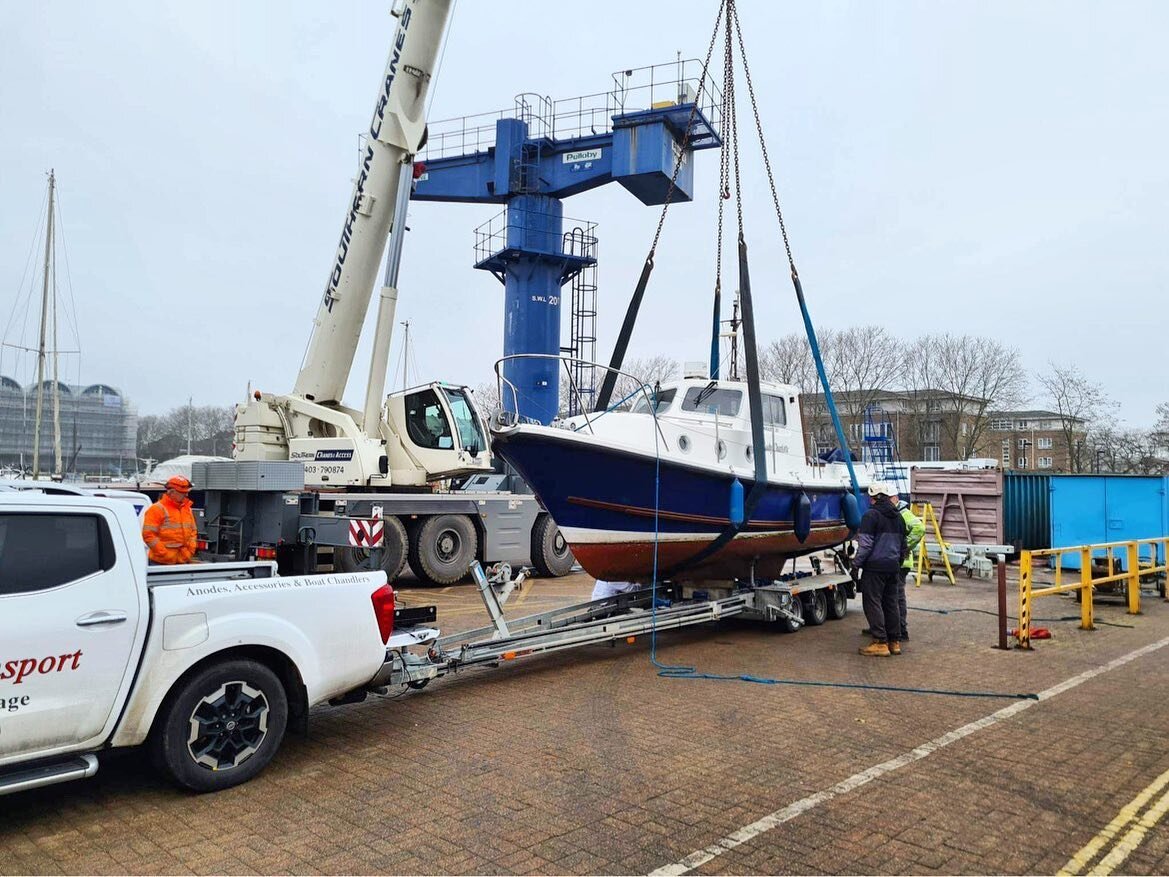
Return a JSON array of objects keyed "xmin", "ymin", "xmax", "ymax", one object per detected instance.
[{"xmin": 853, "ymin": 482, "xmax": 907, "ymax": 657}]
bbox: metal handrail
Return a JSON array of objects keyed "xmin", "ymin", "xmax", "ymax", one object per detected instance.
[
  {"xmin": 491, "ymin": 354, "xmax": 671, "ymax": 452},
  {"xmin": 1016, "ymin": 535, "xmax": 1169, "ymax": 649}
]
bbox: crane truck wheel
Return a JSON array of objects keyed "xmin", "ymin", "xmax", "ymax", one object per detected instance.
[
  {"xmin": 151, "ymin": 659, "xmax": 288, "ymax": 793},
  {"xmin": 531, "ymin": 513, "xmax": 575, "ymax": 577},
  {"xmin": 334, "ymin": 516, "xmax": 409, "ymax": 579},
  {"xmin": 408, "ymin": 514, "xmax": 478, "ymax": 586}
]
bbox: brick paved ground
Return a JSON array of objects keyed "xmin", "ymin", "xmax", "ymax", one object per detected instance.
[{"xmin": 4, "ymin": 565, "xmax": 1169, "ymax": 875}]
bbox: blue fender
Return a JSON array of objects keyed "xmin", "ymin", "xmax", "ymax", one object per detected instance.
[{"xmin": 794, "ymin": 491, "xmax": 812, "ymax": 543}]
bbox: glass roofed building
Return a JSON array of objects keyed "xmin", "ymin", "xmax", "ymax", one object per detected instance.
[{"xmin": 0, "ymin": 378, "xmax": 137, "ymax": 477}]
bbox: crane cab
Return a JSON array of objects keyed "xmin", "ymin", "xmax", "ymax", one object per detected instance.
[
  {"xmin": 385, "ymin": 382, "xmax": 491, "ymax": 483},
  {"xmin": 234, "ymin": 381, "xmax": 490, "ymax": 489}
]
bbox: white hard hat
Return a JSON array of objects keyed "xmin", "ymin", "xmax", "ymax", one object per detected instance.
[{"xmin": 867, "ymin": 481, "xmax": 896, "ymax": 498}]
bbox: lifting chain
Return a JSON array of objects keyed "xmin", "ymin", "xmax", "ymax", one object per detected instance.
[
  {"xmin": 644, "ymin": 0, "xmax": 727, "ymax": 261},
  {"xmin": 730, "ymin": 3, "xmax": 798, "ymax": 277}
]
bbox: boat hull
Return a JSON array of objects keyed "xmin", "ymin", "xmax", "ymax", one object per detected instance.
[{"xmin": 492, "ymin": 427, "xmax": 859, "ymax": 582}]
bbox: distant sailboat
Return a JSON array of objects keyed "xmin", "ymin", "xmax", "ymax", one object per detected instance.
[
  {"xmin": 31, "ymin": 170, "xmax": 64, "ymax": 480},
  {"xmin": 1, "ymin": 170, "xmax": 75, "ymax": 481}
]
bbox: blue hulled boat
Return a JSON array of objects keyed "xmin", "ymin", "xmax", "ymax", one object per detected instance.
[{"xmin": 490, "ymin": 374, "xmax": 867, "ymax": 582}]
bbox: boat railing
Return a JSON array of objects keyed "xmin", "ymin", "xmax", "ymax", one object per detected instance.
[{"xmin": 492, "ymin": 354, "xmax": 672, "ymax": 451}]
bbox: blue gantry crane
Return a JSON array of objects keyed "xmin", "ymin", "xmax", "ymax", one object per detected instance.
[{"xmin": 412, "ymin": 61, "xmax": 722, "ymax": 423}]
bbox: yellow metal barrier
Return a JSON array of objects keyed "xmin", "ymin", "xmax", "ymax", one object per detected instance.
[{"xmin": 1017, "ymin": 536, "xmax": 1169, "ymax": 649}]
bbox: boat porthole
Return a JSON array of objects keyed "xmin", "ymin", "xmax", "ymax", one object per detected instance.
[
  {"xmin": 678, "ymin": 434, "xmax": 691, "ymax": 453},
  {"xmin": 745, "ymin": 444, "xmax": 753, "ymax": 461},
  {"xmin": 717, "ymin": 439, "xmax": 727, "ymax": 460}
]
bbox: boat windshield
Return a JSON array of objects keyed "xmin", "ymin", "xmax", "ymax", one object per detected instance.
[
  {"xmin": 682, "ymin": 386, "xmax": 742, "ymax": 417},
  {"xmin": 631, "ymin": 388, "xmax": 677, "ymax": 414}
]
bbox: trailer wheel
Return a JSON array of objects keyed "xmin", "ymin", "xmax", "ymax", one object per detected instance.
[
  {"xmin": 778, "ymin": 594, "xmax": 804, "ymax": 633},
  {"xmin": 802, "ymin": 589, "xmax": 828, "ymax": 626},
  {"xmin": 826, "ymin": 585, "xmax": 848, "ymax": 620},
  {"xmin": 409, "ymin": 514, "xmax": 478, "ymax": 585},
  {"xmin": 531, "ymin": 514, "xmax": 575, "ymax": 577},
  {"xmin": 334, "ymin": 516, "xmax": 409, "ymax": 579},
  {"xmin": 151, "ymin": 659, "xmax": 288, "ymax": 793}
]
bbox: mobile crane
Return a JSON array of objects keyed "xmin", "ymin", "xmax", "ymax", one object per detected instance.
[{"xmin": 212, "ymin": 0, "xmax": 574, "ymax": 584}]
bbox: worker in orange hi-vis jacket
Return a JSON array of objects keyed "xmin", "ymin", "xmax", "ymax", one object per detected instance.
[{"xmin": 142, "ymin": 476, "xmax": 198, "ymax": 564}]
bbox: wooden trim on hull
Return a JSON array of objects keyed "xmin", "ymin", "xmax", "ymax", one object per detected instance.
[
  {"xmin": 569, "ymin": 525, "xmax": 853, "ymax": 582},
  {"xmin": 567, "ymin": 495, "xmax": 845, "ymax": 531}
]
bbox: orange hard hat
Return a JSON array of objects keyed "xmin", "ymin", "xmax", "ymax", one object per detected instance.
[{"xmin": 166, "ymin": 476, "xmax": 192, "ymax": 493}]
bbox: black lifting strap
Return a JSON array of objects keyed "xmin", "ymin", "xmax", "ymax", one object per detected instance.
[
  {"xmin": 594, "ymin": 255, "xmax": 654, "ymax": 412},
  {"xmin": 660, "ymin": 235, "xmax": 768, "ymax": 578}
]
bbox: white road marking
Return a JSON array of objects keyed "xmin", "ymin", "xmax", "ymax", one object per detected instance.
[{"xmin": 649, "ymin": 636, "xmax": 1169, "ymax": 876}]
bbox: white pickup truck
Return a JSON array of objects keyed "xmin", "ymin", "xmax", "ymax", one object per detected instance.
[{"xmin": 0, "ymin": 491, "xmax": 433, "ymax": 794}]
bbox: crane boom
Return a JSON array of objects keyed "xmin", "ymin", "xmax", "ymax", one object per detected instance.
[{"xmin": 294, "ymin": 0, "xmax": 451, "ymax": 404}]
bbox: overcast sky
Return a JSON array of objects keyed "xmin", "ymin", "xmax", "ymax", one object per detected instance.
[{"xmin": 2, "ymin": 1, "xmax": 1166, "ymax": 426}]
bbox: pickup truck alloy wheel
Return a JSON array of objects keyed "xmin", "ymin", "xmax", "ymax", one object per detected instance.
[
  {"xmin": 188, "ymin": 681, "xmax": 269, "ymax": 770},
  {"xmin": 153, "ymin": 659, "xmax": 288, "ymax": 792}
]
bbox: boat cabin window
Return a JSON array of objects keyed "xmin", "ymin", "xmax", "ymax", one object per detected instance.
[
  {"xmin": 405, "ymin": 388, "xmax": 454, "ymax": 450},
  {"xmin": 681, "ymin": 386, "xmax": 742, "ymax": 417},
  {"xmin": 631, "ymin": 388, "xmax": 677, "ymax": 414},
  {"xmin": 763, "ymin": 394, "xmax": 787, "ymax": 426}
]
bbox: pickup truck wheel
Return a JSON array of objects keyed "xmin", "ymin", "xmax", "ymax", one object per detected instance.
[
  {"xmin": 334, "ymin": 516, "xmax": 409, "ymax": 579},
  {"xmin": 531, "ymin": 514, "xmax": 575, "ymax": 577},
  {"xmin": 409, "ymin": 514, "xmax": 478, "ymax": 585},
  {"xmin": 153, "ymin": 659, "xmax": 288, "ymax": 793}
]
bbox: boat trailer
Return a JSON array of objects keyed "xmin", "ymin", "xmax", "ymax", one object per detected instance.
[{"xmin": 375, "ymin": 559, "xmax": 859, "ymax": 690}]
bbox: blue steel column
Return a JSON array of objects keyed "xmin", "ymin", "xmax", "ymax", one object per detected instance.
[{"xmin": 502, "ymin": 194, "xmax": 563, "ymax": 425}]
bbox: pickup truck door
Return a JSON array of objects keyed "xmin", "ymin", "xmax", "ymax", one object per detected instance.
[{"xmin": 0, "ymin": 504, "xmax": 143, "ymax": 764}]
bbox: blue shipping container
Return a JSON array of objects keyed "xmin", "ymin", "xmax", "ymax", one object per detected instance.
[
  {"xmin": 1050, "ymin": 475, "xmax": 1169, "ymax": 569},
  {"xmin": 1003, "ymin": 472, "xmax": 1051, "ymax": 551}
]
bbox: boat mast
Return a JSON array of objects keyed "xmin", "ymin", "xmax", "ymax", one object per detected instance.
[
  {"xmin": 31, "ymin": 171, "xmax": 55, "ymax": 480},
  {"xmin": 50, "ymin": 186, "xmax": 63, "ymax": 480},
  {"xmin": 729, "ymin": 289, "xmax": 740, "ymax": 381}
]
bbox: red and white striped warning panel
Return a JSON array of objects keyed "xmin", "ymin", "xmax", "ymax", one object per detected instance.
[{"xmin": 348, "ymin": 519, "xmax": 384, "ymax": 548}]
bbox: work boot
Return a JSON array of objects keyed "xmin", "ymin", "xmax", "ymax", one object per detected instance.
[
  {"xmin": 858, "ymin": 641, "xmax": 890, "ymax": 657},
  {"xmin": 888, "ymin": 641, "xmax": 902, "ymax": 656}
]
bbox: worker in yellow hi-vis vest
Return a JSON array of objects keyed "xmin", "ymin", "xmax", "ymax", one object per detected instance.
[{"xmin": 894, "ymin": 491, "xmax": 926, "ymax": 642}]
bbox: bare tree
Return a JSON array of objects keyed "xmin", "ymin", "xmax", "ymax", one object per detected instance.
[
  {"xmin": 138, "ymin": 405, "xmax": 235, "ymax": 460},
  {"xmin": 1036, "ymin": 362, "xmax": 1114, "ymax": 473},
  {"xmin": 472, "ymin": 381, "xmax": 502, "ymax": 419},
  {"xmin": 905, "ymin": 334, "xmax": 1026, "ymax": 459},
  {"xmin": 760, "ymin": 333, "xmax": 817, "ymax": 394},
  {"xmin": 822, "ymin": 326, "xmax": 904, "ymax": 421},
  {"xmin": 1154, "ymin": 402, "xmax": 1169, "ymax": 453},
  {"xmin": 1086, "ymin": 425, "xmax": 1166, "ymax": 475}
]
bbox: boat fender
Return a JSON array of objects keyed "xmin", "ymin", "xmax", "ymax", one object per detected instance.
[
  {"xmin": 842, "ymin": 492, "xmax": 861, "ymax": 531},
  {"xmin": 794, "ymin": 492, "xmax": 812, "ymax": 543},
  {"xmin": 729, "ymin": 478, "xmax": 745, "ymax": 526}
]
